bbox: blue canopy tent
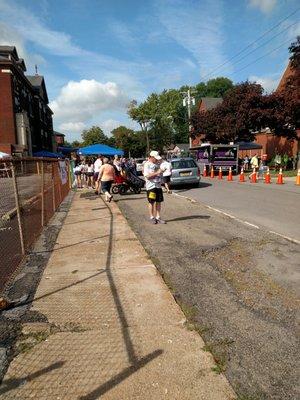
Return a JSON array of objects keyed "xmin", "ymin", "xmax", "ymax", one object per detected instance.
[
  {"xmin": 33, "ymin": 151, "xmax": 64, "ymax": 158},
  {"xmin": 78, "ymin": 144, "xmax": 124, "ymax": 156},
  {"xmin": 57, "ymin": 146, "xmax": 79, "ymax": 155}
]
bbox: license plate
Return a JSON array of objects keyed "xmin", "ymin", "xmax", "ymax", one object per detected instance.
[{"xmin": 180, "ymin": 172, "xmax": 191, "ymax": 176}]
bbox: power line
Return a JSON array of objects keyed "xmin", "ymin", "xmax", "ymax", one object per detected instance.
[
  {"xmin": 229, "ymin": 20, "xmax": 298, "ymax": 69},
  {"xmin": 201, "ymin": 6, "xmax": 300, "ymax": 80},
  {"xmin": 227, "ymin": 38, "xmax": 293, "ymax": 77}
]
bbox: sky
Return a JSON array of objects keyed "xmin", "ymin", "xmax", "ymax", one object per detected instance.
[{"xmin": 0, "ymin": 0, "xmax": 299, "ymax": 142}]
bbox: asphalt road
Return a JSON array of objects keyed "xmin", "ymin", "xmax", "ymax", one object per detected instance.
[
  {"xmin": 173, "ymin": 177, "xmax": 300, "ymax": 242},
  {"xmin": 117, "ymin": 191, "xmax": 300, "ymax": 400}
]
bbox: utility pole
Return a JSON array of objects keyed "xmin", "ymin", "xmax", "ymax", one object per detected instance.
[{"xmin": 182, "ymin": 88, "xmax": 196, "ymax": 149}]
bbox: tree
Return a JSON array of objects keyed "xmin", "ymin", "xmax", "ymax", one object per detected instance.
[
  {"xmin": 195, "ymin": 77, "xmax": 233, "ymax": 100},
  {"xmin": 81, "ymin": 126, "xmax": 110, "ymax": 146},
  {"xmin": 111, "ymin": 126, "xmax": 135, "ymax": 155},
  {"xmin": 192, "ymin": 82, "xmax": 265, "ymax": 143},
  {"xmin": 71, "ymin": 140, "xmax": 82, "ymax": 147},
  {"xmin": 289, "ymin": 36, "xmax": 300, "ymax": 69}
]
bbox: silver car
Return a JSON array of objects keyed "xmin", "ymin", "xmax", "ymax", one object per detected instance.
[{"xmin": 169, "ymin": 157, "xmax": 200, "ymax": 187}]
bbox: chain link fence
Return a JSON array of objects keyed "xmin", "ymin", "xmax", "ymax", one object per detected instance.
[{"xmin": 0, "ymin": 158, "xmax": 70, "ymax": 295}]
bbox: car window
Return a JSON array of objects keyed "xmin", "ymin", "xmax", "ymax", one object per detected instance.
[{"xmin": 171, "ymin": 160, "xmax": 197, "ymax": 169}]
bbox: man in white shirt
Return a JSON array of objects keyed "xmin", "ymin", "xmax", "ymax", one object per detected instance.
[
  {"xmin": 93, "ymin": 155, "xmax": 103, "ymax": 194},
  {"xmin": 160, "ymin": 157, "xmax": 172, "ymax": 194},
  {"xmin": 143, "ymin": 150, "xmax": 166, "ymax": 224}
]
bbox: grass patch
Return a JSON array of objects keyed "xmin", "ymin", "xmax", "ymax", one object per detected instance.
[{"xmin": 202, "ymin": 338, "xmax": 235, "ymax": 374}]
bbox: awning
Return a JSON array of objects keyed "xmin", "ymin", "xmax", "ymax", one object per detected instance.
[
  {"xmin": 33, "ymin": 151, "xmax": 63, "ymax": 158},
  {"xmin": 57, "ymin": 146, "xmax": 78, "ymax": 154},
  {"xmin": 236, "ymin": 142, "xmax": 263, "ymax": 150},
  {"xmin": 78, "ymin": 144, "xmax": 124, "ymax": 156}
]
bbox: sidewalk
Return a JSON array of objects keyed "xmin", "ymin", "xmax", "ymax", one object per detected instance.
[{"xmin": 0, "ymin": 191, "xmax": 236, "ymax": 400}]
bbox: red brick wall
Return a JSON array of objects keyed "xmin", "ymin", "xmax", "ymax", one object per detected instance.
[
  {"xmin": 255, "ymin": 132, "xmax": 299, "ymax": 159},
  {"xmin": 0, "ymin": 69, "xmax": 16, "ymax": 153}
]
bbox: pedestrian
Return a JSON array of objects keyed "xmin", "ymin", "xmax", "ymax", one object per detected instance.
[
  {"xmin": 243, "ymin": 155, "xmax": 249, "ymax": 170},
  {"xmin": 113, "ymin": 155, "xmax": 121, "ymax": 172},
  {"xmin": 249, "ymin": 153, "xmax": 259, "ymax": 180},
  {"xmin": 143, "ymin": 150, "xmax": 165, "ymax": 224},
  {"xmin": 160, "ymin": 156, "xmax": 172, "ymax": 194},
  {"xmin": 93, "ymin": 155, "xmax": 103, "ymax": 194},
  {"xmin": 97, "ymin": 158, "xmax": 115, "ymax": 202},
  {"xmin": 86, "ymin": 161, "xmax": 94, "ymax": 188},
  {"xmin": 74, "ymin": 160, "xmax": 83, "ymax": 189}
]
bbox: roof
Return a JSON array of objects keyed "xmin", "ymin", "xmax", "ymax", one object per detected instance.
[
  {"xmin": 0, "ymin": 46, "xmax": 19, "ymax": 61},
  {"xmin": 200, "ymin": 97, "xmax": 223, "ymax": 111},
  {"xmin": 53, "ymin": 131, "xmax": 65, "ymax": 137},
  {"xmin": 236, "ymin": 142, "xmax": 262, "ymax": 150},
  {"xmin": 27, "ymin": 75, "xmax": 49, "ymax": 103},
  {"xmin": 27, "ymin": 75, "xmax": 44, "ymax": 87},
  {"xmin": 276, "ymin": 62, "xmax": 296, "ymax": 92}
]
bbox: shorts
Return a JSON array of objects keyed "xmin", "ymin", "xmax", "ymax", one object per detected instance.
[
  {"xmin": 87, "ymin": 172, "xmax": 94, "ymax": 177},
  {"xmin": 147, "ymin": 188, "xmax": 164, "ymax": 204},
  {"xmin": 74, "ymin": 171, "xmax": 81, "ymax": 176},
  {"xmin": 101, "ymin": 180, "xmax": 113, "ymax": 193},
  {"xmin": 162, "ymin": 176, "xmax": 171, "ymax": 184},
  {"xmin": 94, "ymin": 172, "xmax": 99, "ymax": 180}
]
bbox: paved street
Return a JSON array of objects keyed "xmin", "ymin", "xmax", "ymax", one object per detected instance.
[
  {"xmin": 174, "ymin": 177, "xmax": 300, "ymax": 242},
  {"xmin": 117, "ymin": 191, "xmax": 300, "ymax": 400}
]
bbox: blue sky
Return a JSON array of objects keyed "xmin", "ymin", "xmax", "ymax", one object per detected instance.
[{"xmin": 0, "ymin": 0, "xmax": 299, "ymax": 141}]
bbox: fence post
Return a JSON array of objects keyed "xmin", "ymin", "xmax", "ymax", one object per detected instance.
[
  {"xmin": 52, "ymin": 162, "xmax": 56, "ymax": 212},
  {"xmin": 11, "ymin": 162, "xmax": 25, "ymax": 256},
  {"xmin": 41, "ymin": 161, "xmax": 45, "ymax": 226}
]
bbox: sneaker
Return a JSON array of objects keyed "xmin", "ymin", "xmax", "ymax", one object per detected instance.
[
  {"xmin": 150, "ymin": 218, "xmax": 157, "ymax": 224},
  {"xmin": 156, "ymin": 218, "xmax": 166, "ymax": 224}
]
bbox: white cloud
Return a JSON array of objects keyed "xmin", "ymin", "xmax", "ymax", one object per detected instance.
[
  {"xmin": 101, "ymin": 119, "xmax": 122, "ymax": 135},
  {"xmin": 155, "ymin": 0, "xmax": 231, "ymax": 78},
  {"xmin": 58, "ymin": 122, "xmax": 86, "ymax": 133},
  {"xmin": 248, "ymin": 0, "xmax": 277, "ymax": 14},
  {"xmin": 249, "ymin": 73, "xmax": 280, "ymax": 92},
  {"xmin": 50, "ymin": 79, "xmax": 129, "ymax": 131}
]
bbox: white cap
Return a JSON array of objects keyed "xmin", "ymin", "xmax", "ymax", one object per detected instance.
[{"xmin": 149, "ymin": 150, "xmax": 162, "ymax": 160}]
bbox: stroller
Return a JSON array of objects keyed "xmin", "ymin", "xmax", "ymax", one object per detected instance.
[{"xmin": 112, "ymin": 166, "xmax": 144, "ymax": 195}]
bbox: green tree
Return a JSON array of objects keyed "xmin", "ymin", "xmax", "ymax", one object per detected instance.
[
  {"xmin": 81, "ymin": 126, "xmax": 109, "ymax": 146},
  {"xmin": 71, "ymin": 140, "xmax": 82, "ymax": 147}
]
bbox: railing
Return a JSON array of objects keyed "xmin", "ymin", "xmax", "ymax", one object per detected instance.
[{"xmin": 0, "ymin": 158, "xmax": 70, "ymax": 294}]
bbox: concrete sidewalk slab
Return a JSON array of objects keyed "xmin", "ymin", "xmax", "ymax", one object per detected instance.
[{"xmin": 0, "ymin": 191, "xmax": 236, "ymax": 400}]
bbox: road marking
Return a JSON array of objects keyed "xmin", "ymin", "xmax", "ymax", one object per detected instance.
[{"xmin": 172, "ymin": 192, "xmax": 299, "ymax": 244}]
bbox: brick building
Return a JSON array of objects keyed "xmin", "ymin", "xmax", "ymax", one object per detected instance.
[
  {"xmin": 0, "ymin": 46, "xmax": 53, "ymax": 155},
  {"xmin": 191, "ymin": 97, "xmax": 222, "ymax": 147},
  {"xmin": 53, "ymin": 131, "xmax": 65, "ymax": 152}
]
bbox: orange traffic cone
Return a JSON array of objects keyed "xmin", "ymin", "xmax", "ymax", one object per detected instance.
[
  {"xmin": 218, "ymin": 167, "xmax": 223, "ymax": 180},
  {"xmin": 295, "ymin": 169, "xmax": 300, "ymax": 186},
  {"xmin": 265, "ymin": 167, "xmax": 271, "ymax": 184},
  {"xmin": 250, "ymin": 168, "xmax": 257, "ymax": 183},
  {"xmin": 239, "ymin": 168, "xmax": 245, "ymax": 182},
  {"xmin": 276, "ymin": 168, "xmax": 284, "ymax": 185},
  {"xmin": 227, "ymin": 167, "xmax": 233, "ymax": 181},
  {"xmin": 203, "ymin": 165, "xmax": 207, "ymax": 177},
  {"xmin": 210, "ymin": 166, "xmax": 215, "ymax": 178}
]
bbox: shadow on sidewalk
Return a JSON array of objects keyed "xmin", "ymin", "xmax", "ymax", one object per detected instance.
[
  {"xmin": 0, "ymin": 361, "xmax": 65, "ymax": 396},
  {"xmin": 167, "ymin": 215, "xmax": 211, "ymax": 222},
  {"xmin": 80, "ymin": 197, "xmax": 163, "ymax": 400}
]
